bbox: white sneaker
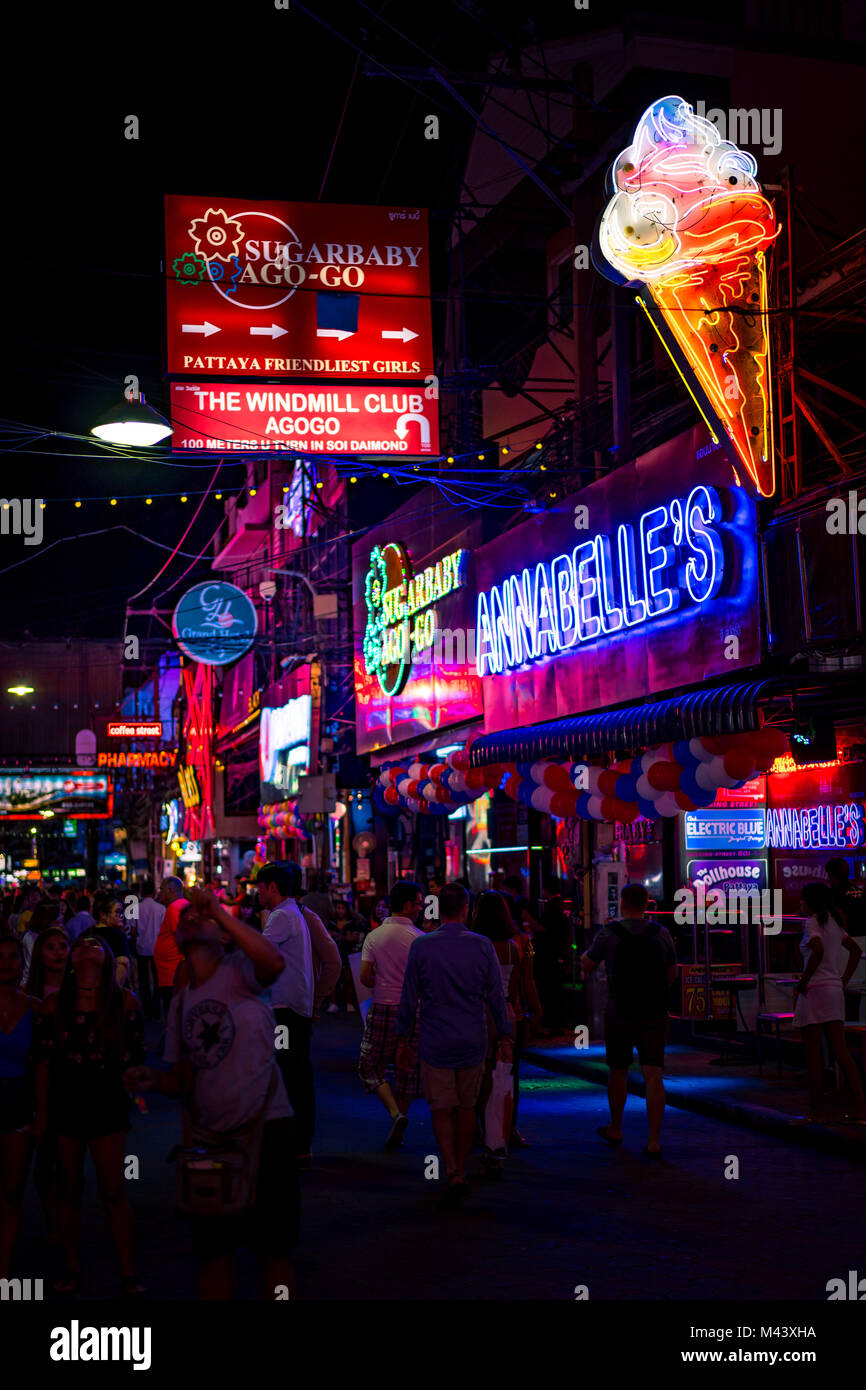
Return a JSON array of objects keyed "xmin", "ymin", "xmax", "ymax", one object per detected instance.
[
  {"xmin": 346, "ymin": 1003, "xmax": 356, "ymax": 1013},
  {"xmin": 327, "ymin": 1003, "xmax": 339, "ymax": 1014}
]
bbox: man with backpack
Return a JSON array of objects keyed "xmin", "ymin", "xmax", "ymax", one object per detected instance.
[{"xmin": 581, "ymin": 883, "xmax": 677, "ymax": 1157}]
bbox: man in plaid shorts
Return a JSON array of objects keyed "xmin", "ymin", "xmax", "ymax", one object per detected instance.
[{"xmin": 358, "ymin": 880, "xmax": 425, "ymax": 1149}]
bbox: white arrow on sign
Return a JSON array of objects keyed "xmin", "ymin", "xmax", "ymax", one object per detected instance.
[
  {"xmin": 182, "ymin": 321, "xmax": 220, "ymax": 337},
  {"xmin": 316, "ymin": 328, "xmax": 354, "ymax": 341},
  {"xmin": 381, "ymin": 327, "xmax": 418, "ymax": 342},
  {"xmin": 250, "ymin": 324, "xmax": 288, "ymax": 339},
  {"xmin": 394, "ymin": 412, "xmax": 431, "ymax": 447}
]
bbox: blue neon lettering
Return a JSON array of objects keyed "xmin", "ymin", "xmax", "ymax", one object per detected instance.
[
  {"xmin": 684, "ymin": 485, "xmax": 724, "ymax": 602},
  {"xmin": 641, "ymin": 506, "xmax": 677, "ymax": 616},
  {"xmin": 552, "ymin": 553, "xmax": 577, "ymax": 648},
  {"xmin": 475, "ymin": 488, "xmax": 733, "ymax": 677},
  {"xmin": 573, "ymin": 541, "xmax": 601, "ymax": 641},
  {"xmin": 595, "ymin": 533, "xmax": 624, "ymax": 635},
  {"xmin": 476, "ymin": 590, "xmax": 498, "ymax": 677},
  {"xmin": 764, "ymin": 804, "xmax": 865, "ymax": 850},
  {"xmin": 533, "ymin": 563, "xmax": 559, "ymax": 656},
  {"xmin": 617, "ymin": 523, "xmax": 647, "ymax": 627},
  {"xmin": 507, "ymin": 569, "xmax": 537, "ymax": 665},
  {"xmin": 490, "ymin": 585, "xmax": 513, "ymax": 671}
]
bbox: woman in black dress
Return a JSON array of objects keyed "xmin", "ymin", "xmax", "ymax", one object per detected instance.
[{"xmin": 33, "ymin": 931, "xmax": 145, "ymax": 1295}]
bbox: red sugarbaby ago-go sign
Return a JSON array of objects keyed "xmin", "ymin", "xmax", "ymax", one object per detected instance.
[{"xmin": 165, "ymin": 195, "xmax": 433, "ymax": 380}]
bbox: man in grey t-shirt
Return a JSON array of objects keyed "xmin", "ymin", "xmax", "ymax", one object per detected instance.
[
  {"xmin": 581, "ymin": 883, "xmax": 677, "ymax": 1157},
  {"xmin": 125, "ymin": 889, "xmax": 298, "ymax": 1299}
]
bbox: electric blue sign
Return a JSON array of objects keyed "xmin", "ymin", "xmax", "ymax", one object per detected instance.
[
  {"xmin": 172, "ymin": 582, "xmax": 258, "ymax": 667},
  {"xmin": 684, "ymin": 809, "xmax": 767, "ymax": 851}
]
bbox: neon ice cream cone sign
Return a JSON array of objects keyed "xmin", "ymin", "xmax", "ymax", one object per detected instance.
[{"xmin": 598, "ymin": 96, "xmax": 779, "ymax": 496}]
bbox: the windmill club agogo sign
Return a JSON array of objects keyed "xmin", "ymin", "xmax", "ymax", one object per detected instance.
[{"xmin": 170, "ymin": 381, "xmax": 439, "ymax": 456}]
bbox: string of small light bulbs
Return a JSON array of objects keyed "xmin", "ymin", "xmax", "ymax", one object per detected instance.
[{"xmin": 35, "ymin": 438, "xmax": 555, "ymax": 507}]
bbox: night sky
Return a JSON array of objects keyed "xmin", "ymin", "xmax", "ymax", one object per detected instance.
[{"xmin": 0, "ymin": 0, "xmax": 506, "ymax": 639}]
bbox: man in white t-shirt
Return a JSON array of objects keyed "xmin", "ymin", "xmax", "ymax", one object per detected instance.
[
  {"xmin": 134, "ymin": 879, "xmax": 165, "ymax": 1020},
  {"xmin": 358, "ymin": 880, "xmax": 425, "ymax": 1149},
  {"xmin": 258, "ymin": 862, "xmax": 317, "ymax": 1167}
]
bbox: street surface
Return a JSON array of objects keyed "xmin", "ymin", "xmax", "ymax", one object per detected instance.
[{"xmin": 12, "ymin": 1013, "xmax": 863, "ymax": 1301}]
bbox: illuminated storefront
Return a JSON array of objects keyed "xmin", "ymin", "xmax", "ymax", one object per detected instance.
[
  {"xmin": 352, "ymin": 489, "xmax": 485, "ymax": 889},
  {"xmin": 468, "ymin": 421, "xmax": 765, "ymax": 903}
]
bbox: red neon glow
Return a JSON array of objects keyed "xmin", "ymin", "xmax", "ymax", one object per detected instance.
[
  {"xmin": 770, "ymin": 753, "xmax": 840, "ymax": 775},
  {"xmin": 106, "ymin": 721, "xmax": 162, "ymax": 739},
  {"xmin": 182, "ymin": 665, "xmax": 215, "ymax": 840}
]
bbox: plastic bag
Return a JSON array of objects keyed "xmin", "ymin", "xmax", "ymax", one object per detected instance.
[{"xmin": 483, "ymin": 1060, "xmax": 514, "ymax": 1155}]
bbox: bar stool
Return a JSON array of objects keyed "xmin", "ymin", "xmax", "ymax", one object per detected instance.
[{"xmin": 756, "ymin": 1012, "xmax": 795, "ymax": 1077}]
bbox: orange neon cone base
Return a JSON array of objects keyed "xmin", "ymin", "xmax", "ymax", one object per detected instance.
[{"xmin": 649, "ymin": 250, "xmax": 774, "ymax": 496}]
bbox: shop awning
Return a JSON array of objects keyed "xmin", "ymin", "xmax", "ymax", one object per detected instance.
[{"xmin": 469, "ymin": 680, "xmax": 787, "ymax": 766}]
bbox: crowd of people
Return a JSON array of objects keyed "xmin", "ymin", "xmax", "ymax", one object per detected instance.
[{"xmin": 0, "ymin": 856, "xmax": 864, "ymax": 1298}]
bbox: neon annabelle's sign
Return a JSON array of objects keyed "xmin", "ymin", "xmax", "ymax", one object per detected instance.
[
  {"xmin": 766, "ymin": 803, "xmax": 865, "ymax": 851},
  {"xmin": 476, "ymin": 485, "xmax": 726, "ymax": 676}
]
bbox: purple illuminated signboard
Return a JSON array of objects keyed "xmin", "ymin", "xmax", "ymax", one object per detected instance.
[
  {"xmin": 352, "ymin": 497, "xmax": 483, "ymax": 755},
  {"xmin": 687, "ymin": 858, "xmax": 768, "ymax": 892},
  {"xmin": 475, "ymin": 425, "xmax": 760, "ymax": 735}
]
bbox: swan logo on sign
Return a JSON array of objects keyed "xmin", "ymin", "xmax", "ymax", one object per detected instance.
[{"xmin": 172, "ymin": 582, "xmax": 257, "ymax": 667}]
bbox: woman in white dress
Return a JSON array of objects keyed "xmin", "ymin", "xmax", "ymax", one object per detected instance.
[{"xmin": 793, "ymin": 882, "xmax": 866, "ymax": 1123}]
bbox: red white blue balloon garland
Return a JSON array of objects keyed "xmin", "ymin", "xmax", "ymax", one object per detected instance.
[
  {"xmin": 257, "ymin": 799, "xmax": 308, "ymax": 839},
  {"xmin": 373, "ymin": 728, "xmax": 788, "ymax": 823}
]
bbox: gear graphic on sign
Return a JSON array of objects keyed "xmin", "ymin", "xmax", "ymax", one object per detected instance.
[
  {"xmin": 172, "ymin": 252, "xmax": 206, "ymax": 286},
  {"xmin": 188, "ymin": 207, "xmax": 245, "ymax": 262}
]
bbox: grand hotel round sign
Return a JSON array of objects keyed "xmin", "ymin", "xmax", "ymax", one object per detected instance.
[{"xmin": 172, "ymin": 582, "xmax": 258, "ymax": 666}]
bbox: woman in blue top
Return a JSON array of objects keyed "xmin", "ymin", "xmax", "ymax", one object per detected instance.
[{"xmin": 0, "ymin": 934, "xmax": 37, "ymax": 1278}]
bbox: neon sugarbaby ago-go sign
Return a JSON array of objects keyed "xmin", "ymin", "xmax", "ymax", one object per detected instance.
[
  {"xmin": 363, "ymin": 544, "xmax": 466, "ymax": 696},
  {"xmin": 476, "ymin": 485, "xmax": 725, "ymax": 676}
]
